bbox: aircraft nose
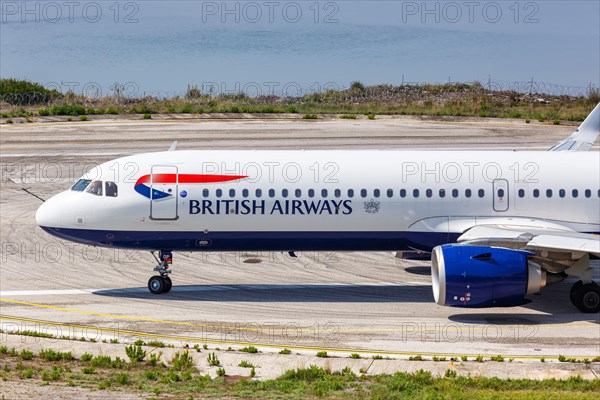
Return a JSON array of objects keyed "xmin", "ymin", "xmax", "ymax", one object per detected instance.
[
  {"xmin": 35, "ymin": 198, "xmax": 55, "ymax": 228},
  {"xmin": 35, "ymin": 191, "xmax": 67, "ymax": 228}
]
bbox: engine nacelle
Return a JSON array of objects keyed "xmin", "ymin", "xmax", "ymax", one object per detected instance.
[{"xmin": 431, "ymin": 244, "xmax": 546, "ymax": 307}]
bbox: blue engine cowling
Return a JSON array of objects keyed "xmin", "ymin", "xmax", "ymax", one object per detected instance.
[{"xmin": 431, "ymin": 244, "xmax": 546, "ymax": 307}]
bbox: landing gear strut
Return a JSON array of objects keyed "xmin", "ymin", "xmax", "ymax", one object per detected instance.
[{"xmin": 148, "ymin": 250, "xmax": 173, "ymax": 294}]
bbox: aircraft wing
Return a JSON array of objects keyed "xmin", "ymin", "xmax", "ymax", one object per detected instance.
[{"xmin": 458, "ymin": 224, "xmax": 600, "ymax": 257}]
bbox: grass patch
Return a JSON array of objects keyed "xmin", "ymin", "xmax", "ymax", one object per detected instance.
[{"xmin": 240, "ymin": 346, "xmax": 258, "ymax": 354}]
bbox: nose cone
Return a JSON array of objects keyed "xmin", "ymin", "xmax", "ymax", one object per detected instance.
[{"xmin": 35, "ymin": 191, "xmax": 69, "ymax": 228}]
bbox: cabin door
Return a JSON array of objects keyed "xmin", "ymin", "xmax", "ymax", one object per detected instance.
[{"xmin": 150, "ymin": 165, "xmax": 179, "ymax": 220}]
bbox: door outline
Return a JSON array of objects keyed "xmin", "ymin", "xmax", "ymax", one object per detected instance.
[
  {"xmin": 149, "ymin": 165, "xmax": 179, "ymax": 220},
  {"xmin": 492, "ymin": 179, "xmax": 509, "ymax": 212}
]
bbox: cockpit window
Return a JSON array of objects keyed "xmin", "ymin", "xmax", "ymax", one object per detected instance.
[
  {"xmin": 71, "ymin": 179, "xmax": 91, "ymax": 192},
  {"xmin": 105, "ymin": 181, "xmax": 118, "ymax": 197},
  {"xmin": 86, "ymin": 180, "xmax": 103, "ymax": 196}
]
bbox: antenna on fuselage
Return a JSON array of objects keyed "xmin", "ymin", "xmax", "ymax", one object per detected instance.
[{"xmin": 168, "ymin": 141, "xmax": 177, "ymax": 151}]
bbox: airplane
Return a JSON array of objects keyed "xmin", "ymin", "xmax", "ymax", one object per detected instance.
[{"xmin": 36, "ymin": 103, "xmax": 600, "ymax": 312}]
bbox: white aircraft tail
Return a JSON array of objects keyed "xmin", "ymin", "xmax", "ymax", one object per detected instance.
[{"xmin": 550, "ymin": 102, "xmax": 600, "ymax": 151}]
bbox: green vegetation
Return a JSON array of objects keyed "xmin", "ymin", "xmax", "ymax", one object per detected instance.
[
  {"xmin": 125, "ymin": 344, "xmax": 147, "ymax": 363},
  {"xmin": 20, "ymin": 349, "xmax": 34, "ymax": 360},
  {"xmin": 240, "ymin": 346, "xmax": 258, "ymax": 354},
  {"xmin": 279, "ymin": 348, "xmax": 292, "ymax": 355},
  {"xmin": 316, "ymin": 351, "xmax": 329, "ymax": 358},
  {"xmin": 408, "ymin": 355, "xmax": 423, "ymax": 361},
  {"xmin": 1, "ymin": 79, "xmax": 598, "ymax": 123},
  {"xmin": 238, "ymin": 360, "xmax": 256, "ymax": 368},
  {"xmin": 39, "ymin": 349, "xmax": 73, "ymax": 361},
  {"xmin": 207, "ymin": 352, "xmax": 220, "ymax": 366},
  {"xmin": 350, "ymin": 353, "xmax": 361, "ymax": 359},
  {"xmin": 172, "ymin": 352, "xmax": 194, "ymax": 370},
  {"xmin": 0, "ymin": 78, "xmax": 61, "ymax": 105}
]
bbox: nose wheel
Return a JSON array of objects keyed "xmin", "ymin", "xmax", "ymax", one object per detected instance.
[
  {"xmin": 148, "ymin": 250, "xmax": 173, "ymax": 294},
  {"xmin": 148, "ymin": 275, "xmax": 172, "ymax": 294}
]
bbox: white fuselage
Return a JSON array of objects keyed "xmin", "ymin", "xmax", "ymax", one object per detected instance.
[{"xmin": 36, "ymin": 150, "xmax": 600, "ymax": 251}]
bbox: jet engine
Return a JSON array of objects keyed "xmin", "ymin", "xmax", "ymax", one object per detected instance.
[{"xmin": 431, "ymin": 244, "xmax": 546, "ymax": 307}]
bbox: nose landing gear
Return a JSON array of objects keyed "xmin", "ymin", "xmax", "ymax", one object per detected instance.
[{"xmin": 148, "ymin": 250, "xmax": 173, "ymax": 294}]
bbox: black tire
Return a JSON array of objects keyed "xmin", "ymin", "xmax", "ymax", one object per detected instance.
[
  {"xmin": 572, "ymin": 282, "xmax": 600, "ymax": 313},
  {"xmin": 148, "ymin": 275, "xmax": 165, "ymax": 294},
  {"xmin": 570, "ymin": 280, "xmax": 583, "ymax": 301},
  {"xmin": 162, "ymin": 276, "xmax": 172, "ymax": 293}
]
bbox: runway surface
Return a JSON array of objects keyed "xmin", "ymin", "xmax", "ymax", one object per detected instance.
[{"xmin": 1, "ymin": 117, "xmax": 598, "ymax": 359}]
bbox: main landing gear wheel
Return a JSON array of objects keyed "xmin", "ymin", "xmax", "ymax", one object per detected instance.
[{"xmin": 570, "ymin": 281, "xmax": 600, "ymax": 313}]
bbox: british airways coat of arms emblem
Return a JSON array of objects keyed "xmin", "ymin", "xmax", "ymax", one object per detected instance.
[{"xmin": 364, "ymin": 199, "xmax": 380, "ymax": 214}]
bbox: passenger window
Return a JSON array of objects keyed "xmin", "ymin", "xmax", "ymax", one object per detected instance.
[
  {"xmin": 242, "ymin": 189, "xmax": 249, "ymax": 198},
  {"xmin": 439, "ymin": 189, "xmax": 446, "ymax": 198},
  {"xmin": 518, "ymin": 189, "xmax": 525, "ymax": 198},
  {"xmin": 268, "ymin": 189, "xmax": 275, "ymax": 198},
  {"xmin": 585, "ymin": 189, "xmax": 591, "ymax": 198},
  {"xmin": 559, "ymin": 189, "xmax": 565, "ymax": 198},
  {"xmin": 400, "ymin": 189, "xmax": 406, "ymax": 198},
  {"xmin": 309, "ymin": 189, "xmax": 315, "ymax": 198},
  {"xmin": 572, "ymin": 189, "xmax": 578, "ymax": 198},
  {"xmin": 321, "ymin": 189, "xmax": 328, "ymax": 198},
  {"xmin": 86, "ymin": 180, "xmax": 103, "ymax": 196},
  {"xmin": 105, "ymin": 181, "xmax": 118, "ymax": 197},
  {"xmin": 282, "ymin": 189, "xmax": 288, "ymax": 198},
  {"xmin": 452, "ymin": 189, "xmax": 458, "ymax": 198},
  {"xmin": 465, "ymin": 189, "xmax": 471, "ymax": 198},
  {"xmin": 295, "ymin": 189, "xmax": 301, "ymax": 198},
  {"xmin": 72, "ymin": 179, "xmax": 91, "ymax": 192},
  {"xmin": 497, "ymin": 189, "xmax": 505, "ymax": 198},
  {"xmin": 478, "ymin": 189, "xmax": 485, "ymax": 198},
  {"xmin": 256, "ymin": 189, "xmax": 262, "ymax": 198},
  {"xmin": 413, "ymin": 189, "xmax": 420, "ymax": 198},
  {"xmin": 347, "ymin": 189, "xmax": 354, "ymax": 198},
  {"xmin": 546, "ymin": 189, "xmax": 552, "ymax": 198},
  {"xmin": 387, "ymin": 189, "xmax": 393, "ymax": 198},
  {"xmin": 335, "ymin": 189, "xmax": 341, "ymax": 198},
  {"xmin": 426, "ymin": 189, "xmax": 433, "ymax": 198},
  {"xmin": 360, "ymin": 189, "xmax": 367, "ymax": 198},
  {"xmin": 373, "ymin": 189, "xmax": 380, "ymax": 198},
  {"xmin": 597, "ymin": 189, "xmax": 600, "ymax": 198},
  {"xmin": 216, "ymin": 189, "xmax": 222, "ymax": 198},
  {"xmin": 229, "ymin": 189, "xmax": 236, "ymax": 197},
  {"xmin": 203, "ymin": 189, "xmax": 209, "ymax": 197},
  {"xmin": 533, "ymin": 189, "xmax": 540, "ymax": 198}
]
